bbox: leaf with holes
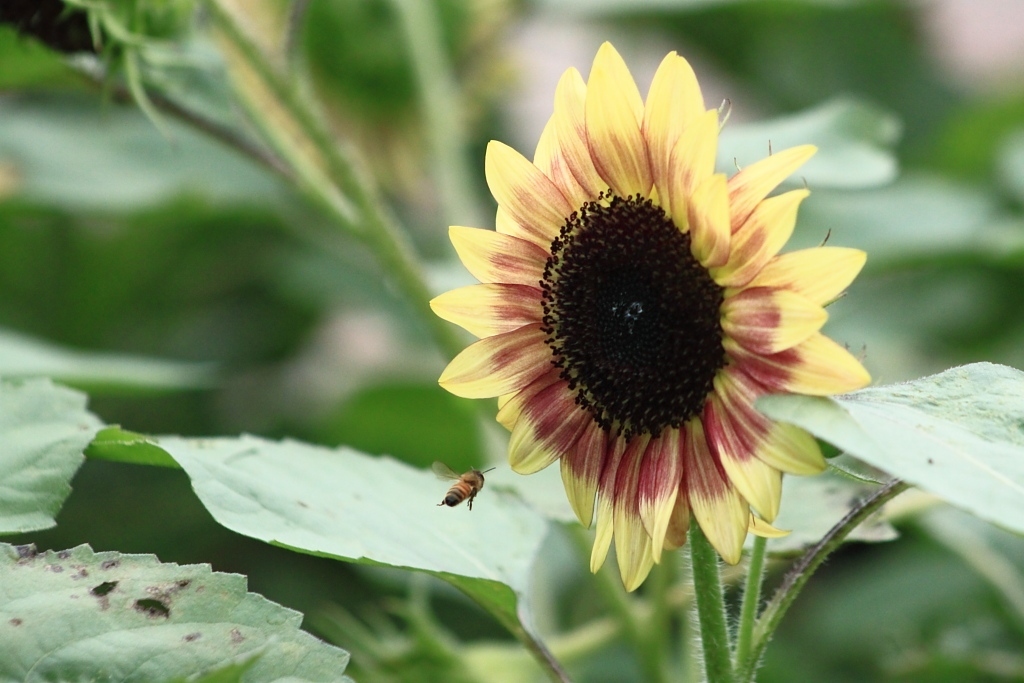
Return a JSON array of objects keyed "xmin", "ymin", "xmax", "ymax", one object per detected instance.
[
  {"xmin": 758, "ymin": 363, "xmax": 1024, "ymax": 535},
  {"xmin": 0, "ymin": 378, "xmax": 104, "ymax": 534},
  {"xmin": 153, "ymin": 436, "xmax": 551, "ymax": 649},
  {"xmin": 0, "ymin": 543, "xmax": 350, "ymax": 682}
]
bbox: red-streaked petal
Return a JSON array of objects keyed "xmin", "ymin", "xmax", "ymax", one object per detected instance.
[
  {"xmin": 683, "ymin": 419, "xmax": 749, "ymax": 564},
  {"xmin": 637, "ymin": 428, "xmax": 682, "ymax": 561},
  {"xmin": 449, "ymin": 226, "xmax": 547, "ymax": 286},
  {"xmin": 703, "ymin": 390, "xmax": 783, "ymax": 521},
  {"xmin": 725, "ymin": 333, "xmax": 871, "ymax": 395},
  {"xmin": 495, "ymin": 365, "xmax": 562, "ymax": 431},
  {"xmin": 728, "ymin": 144, "xmax": 816, "ymax": 233},
  {"xmin": 585, "ymin": 43, "xmax": 652, "ymax": 199},
  {"xmin": 540, "ymin": 67, "xmax": 606, "ymax": 206},
  {"xmin": 668, "ymin": 108, "xmax": 719, "ymax": 204},
  {"xmin": 716, "ymin": 367, "xmax": 826, "ymax": 476},
  {"xmin": 590, "ymin": 436, "xmax": 628, "ymax": 573},
  {"xmin": 508, "ymin": 381, "xmax": 591, "ymax": 474},
  {"xmin": 613, "ymin": 435, "xmax": 656, "ymax": 591},
  {"xmin": 430, "ymin": 283, "xmax": 541, "ymax": 338},
  {"xmin": 722, "ymin": 287, "xmax": 827, "ymax": 355},
  {"xmin": 712, "ymin": 189, "xmax": 810, "ymax": 288},
  {"xmin": 438, "ymin": 323, "xmax": 551, "ymax": 398},
  {"xmin": 687, "ymin": 173, "xmax": 731, "ymax": 269},
  {"xmin": 486, "ymin": 141, "xmax": 573, "ymax": 248},
  {"xmin": 561, "ymin": 419, "xmax": 607, "ymax": 528},
  {"xmin": 662, "ymin": 487, "xmax": 690, "ymax": 551},
  {"xmin": 643, "ymin": 51, "xmax": 704, "ymax": 210},
  {"xmin": 747, "ymin": 247, "xmax": 867, "ymax": 306}
]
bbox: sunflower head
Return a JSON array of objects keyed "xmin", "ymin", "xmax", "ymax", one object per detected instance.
[{"xmin": 431, "ymin": 42, "xmax": 870, "ymax": 591}]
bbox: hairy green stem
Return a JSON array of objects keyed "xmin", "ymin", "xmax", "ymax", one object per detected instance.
[
  {"xmin": 733, "ymin": 535, "xmax": 766, "ymax": 671},
  {"xmin": 689, "ymin": 523, "xmax": 733, "ymax": 683},
  {"xmin": 737, "ymin": 479, "xmax": 909, "ymax": 682}
]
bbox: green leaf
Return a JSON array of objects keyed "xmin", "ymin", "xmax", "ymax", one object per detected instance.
[
  {"xmin": 0, "ymin": 94, "xmax": 287, "ymax": 210},
  {"xmin": 0, "ymin": 378, "xmax": 103, "ymax": 534},
  {"xmin": 0, "ymin": 327, "xmax": 215, "ymax": 393},
  {"xmin": 767, "ymin": 471, "xmax": 898, "ymax": 555},
  {"xmin": 86, "ymin": 426, "xmax": 180, "ymax": 468},
  {"xmin": 0, "ymin": 543, "xmax": 350, "ymax": 682},
  {"xmin": 156, "ymin": 436, "xmax": 550, "ymax": 638},
  {"xmin": 757, "ymin": 363, "xmax": 1024, "ymax": 536},
  {"xmin": 719, "ymin": 98, "xmax": 900, "ymax": 190}
]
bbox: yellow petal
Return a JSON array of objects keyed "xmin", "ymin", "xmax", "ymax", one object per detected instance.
[
  {"xmin": 725, "ymin": 333, "xmax": 871, "ymax": 396},
  {"xmin": 449, "ymin": 226, "xmax": 547, "ymax": 286},
  {"xmin": 438, "ymin": 323, "xmax": 550, "ymax": 398},
  {"xmin": 612, "ymin": 436, "xmax": 656, "ymax": 591},
  {"xmin": 747, "ymin": 247, "xmax": 867, "ymax": 306},
  {"xmin": 590, "ymin": 494, "xmax": 614, "ymax": 573},
  {"xmin": 561, "ymin": 421, "xmax": 606, "ymax": 528},
  {"xmin": 584, "ymin": 42, "xmax": 651, "ymax": 198},
  {"xmin": 669, "ymin": 108, "xmax": 720, "ymax": 203},
  {"xmin": 748, "ymin": 515, "xmax": 789, "ymax": 538},
  {"xmin": 486, "ymin": 141, "xmax": 572, "ymax": 249},
  {"xmin": 643, "ymin": 51, "xmax": 704, "ymax": 210},
  {"xmin": 495, "ymin": 366, "xmax": 560, "ymax": 430},
  {"xmin": 637, "ymin": 428, "xmax": 682, "ymax": 562},
  {"xmin": 687, "ymin": 173, "xmax": 731, "ymax": 268},
  {"xmin": 728, "ymin": 144, "xmax": 816, "ymax": 232},
  {"xmin": 684, "ymin": 419, "xmax": 749, "ymax": 564},
  {"xmin": 430, "ymin": 283, "xmax": 542, "ymax": 338},
  {"xmin": 713, "ymin": 188, "xmax": 810, "ymax": 288},
  {"xmin": 704, "ymin": 391, "xmax": 783, "ymax": 521},
  {"xmin": 722, "ymin": 287, "xmax": 827, "ymax": 355},
  {"xmin": 538, "ymin": 67, "xmax": 604, "ymax": 207},
  {"xmin": 661, "ymin": 489, "xmax": 691, "ymax": 551}
]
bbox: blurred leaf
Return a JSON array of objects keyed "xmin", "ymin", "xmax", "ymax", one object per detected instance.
[
  {"xmin": 0, "ymin": 327, "xmax": 214, "ymax": 393},
  {"xmin": 535, "ymin": 0, "xmax": 866, "ymax": 13},
  {"xmin": 794, "ymin": 174, "xmax": 1003, "ymax": 260},
  {"xmin": 720, "ymin": 98, "xmax": 900, "ymax": 190},
  {"xmin": 0, "ymin": 543, "xmax": 350, "ymax": 681},
  {"xmin": 767, "ymin": 471, "xmax": 898, "ymax": 555},
  {"xmin": 0, "ymin": 26, "xmax": 75, "ymax": 87},
  {"xmin": 757, "ymin": 363, "xmax": 1024, "ymax": 536},
  {"xmin": 0, "ymin": 378, "xmax": 103, "ymax": 534},
  {"xmin": 86, "ymin": 426, "xmax": 179, "ymax": 468},
  {"xmin": 0, "ymin": 94, "xmax": 287, "ymax": 211},
  {"xmin": 307, "ymin": 382, "xmax": 482, "ymax": 471},
  {"xmin": 155, "ymin": 435, "xmax": 551, "ymax": 642},
  {"xmin": 998, "ymin": 129, "xmax": 1024, "ymax": 206}
]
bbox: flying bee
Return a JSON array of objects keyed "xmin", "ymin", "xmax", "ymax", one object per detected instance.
[{"xmin": 432, "ymin": 462, "xmax": 495, "ymax": 511}]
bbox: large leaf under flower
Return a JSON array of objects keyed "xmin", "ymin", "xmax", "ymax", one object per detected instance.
[{"xmin": 758, "ymin": 362, "xmax": 1024, "ymax": 534}]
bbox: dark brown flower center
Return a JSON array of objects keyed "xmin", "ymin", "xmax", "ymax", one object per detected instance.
[{"xmin": 540, "ymin": 193, "xmax": 726, "ymax": 440}]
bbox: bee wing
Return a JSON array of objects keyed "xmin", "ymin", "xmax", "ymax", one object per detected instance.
[{"xmin": 431, "ymin": 461, "xmax": 460, "ymax": 481}]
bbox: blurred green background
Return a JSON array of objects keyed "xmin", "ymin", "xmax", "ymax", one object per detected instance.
[{"xmin": 2, "ymin": 0, "xmax": 1024, "ymax": 680}]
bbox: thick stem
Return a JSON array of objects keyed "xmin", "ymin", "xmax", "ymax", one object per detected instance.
[
  {"xmin": 736, "ymin": 479, "xmax": 909, "ymax": 682},
  {"xmin": 733, "ymin": 535, "xmax": 767, "ymax": 671},
  {"xmin": 689, "ymin": 523, "xmax": 733, "ymax": 683}
]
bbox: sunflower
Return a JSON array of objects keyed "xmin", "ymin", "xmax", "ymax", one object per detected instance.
[{"xmin": 431, "ymin": 42, "xmax": 870, "ymax": 590}]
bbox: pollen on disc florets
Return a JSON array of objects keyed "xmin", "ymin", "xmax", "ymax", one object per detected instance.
[{"xmin": 540, "ymin": 192, "xmax": 727, "ymax": 440}]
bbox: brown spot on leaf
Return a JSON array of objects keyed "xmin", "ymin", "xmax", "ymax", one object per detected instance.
[
  {"xmin": 9, "ymin": 618, "xmax": 22, "ymax": 627},
  {"xmin": 183, "ymin": 632, "xmax": 202, "ymax": 642},
  {"xmin": 230, "ymin": 628, "xmax": 245, "ymax": 644},
  {"xmin": 101, "ymin": 559, "xmax": 120, "ymax": 570},
  {"xmin": 57, "ymin": 550, "xmax": 71, "ymax": 560},
  {"xmin": 15, "ymin": 545, "xmax": 37, "ymax": 560},
  {"xmin": 134, "ymin": 598, "xmax": 170, "ymax": 619}
]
